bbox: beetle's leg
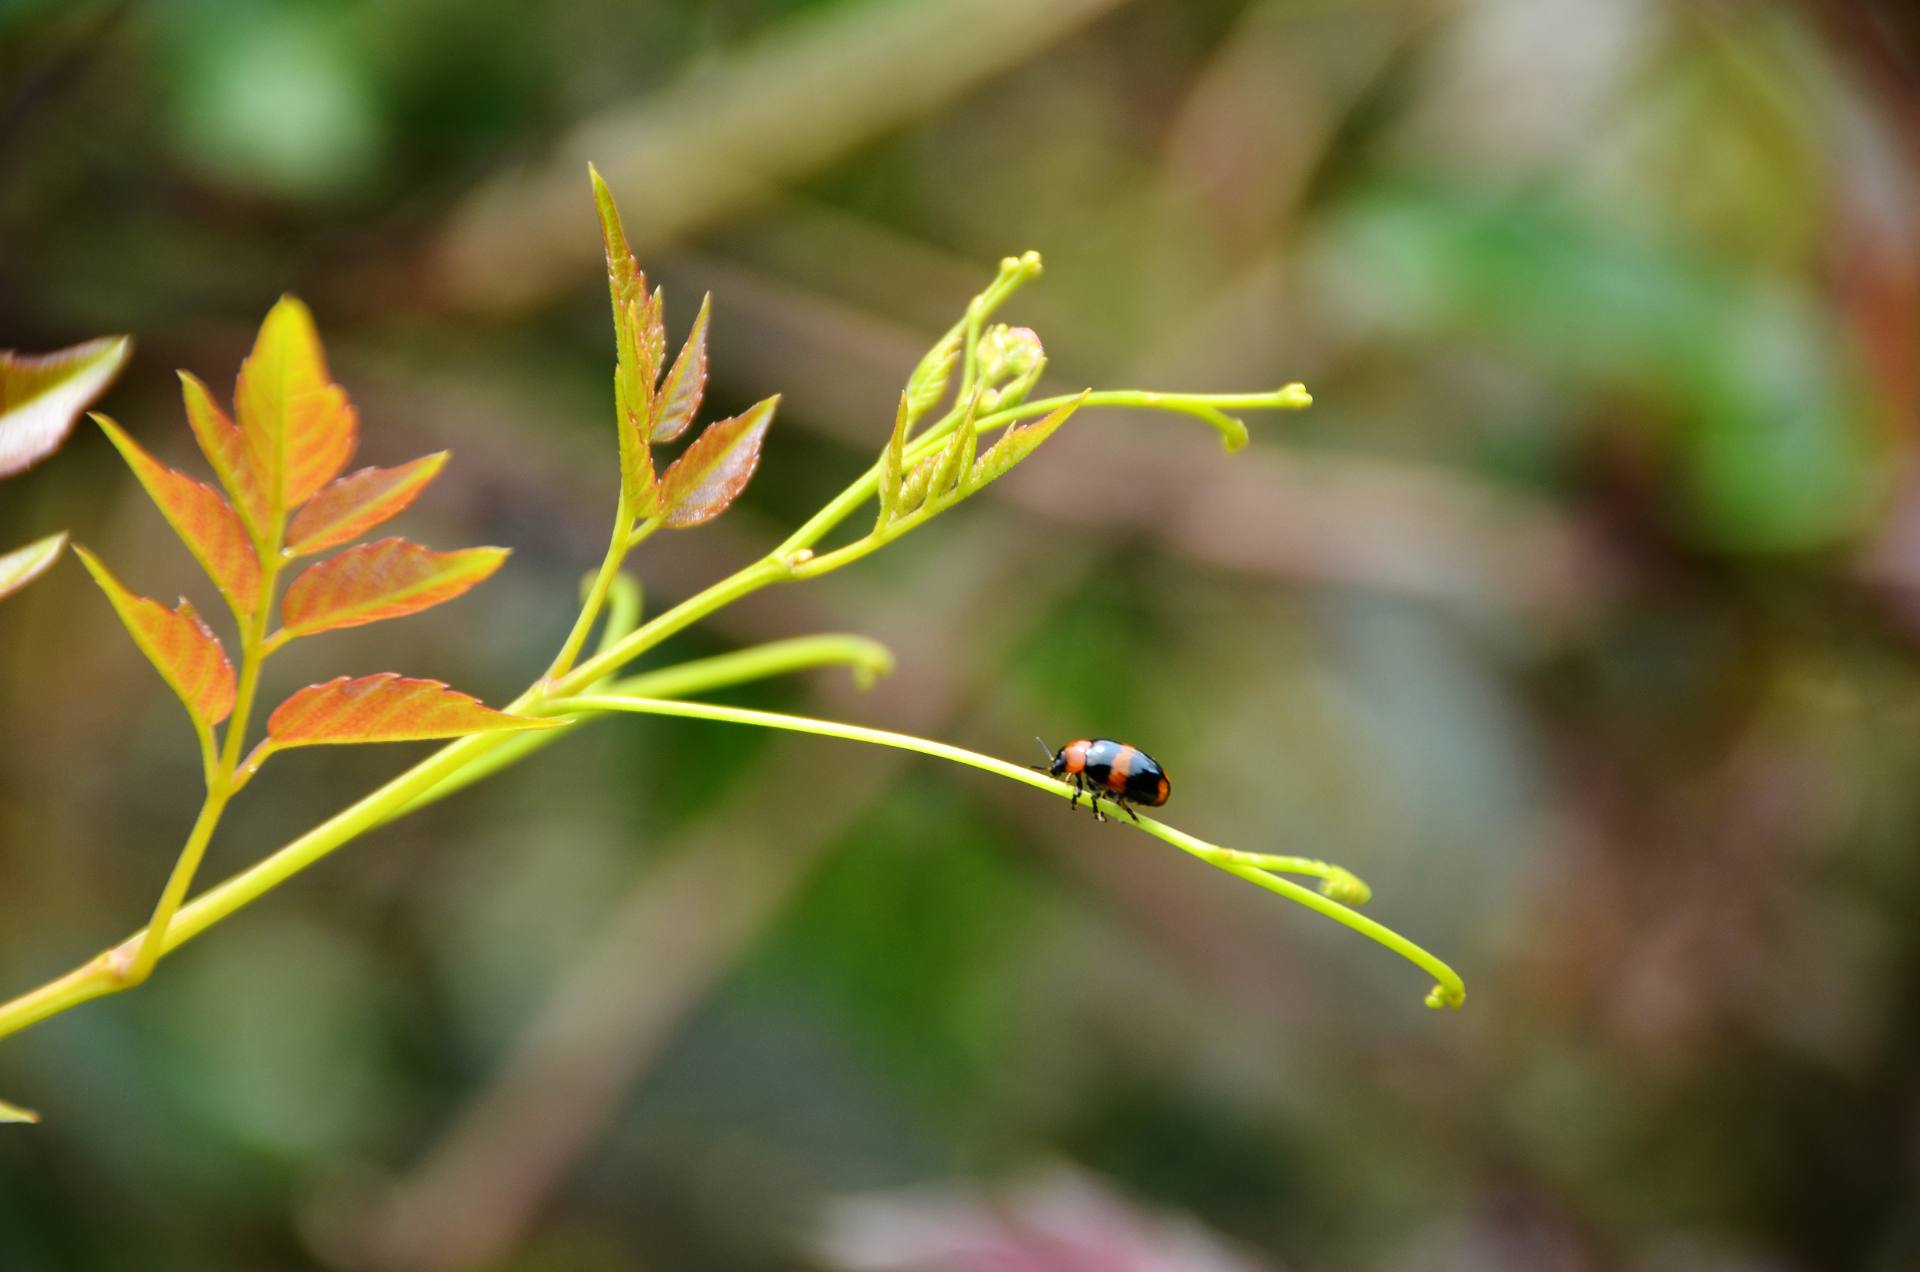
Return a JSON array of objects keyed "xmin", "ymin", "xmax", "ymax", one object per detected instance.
[
  {"xmin": 1117, "ymin": 798, "xmax": 1140, "ymax": 823},
  {"xmin": 1067, "ymin": 776, "xmax": 1081, "ymax": 813},
  {"xmin": 1090, "ymin": 789, "xmax": 1106, "ymax": 822}
]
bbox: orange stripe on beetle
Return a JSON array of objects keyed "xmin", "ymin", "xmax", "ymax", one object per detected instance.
[{"xmin": 1035, "ymin": 736, "xmax": 1171, "ymax": 823}]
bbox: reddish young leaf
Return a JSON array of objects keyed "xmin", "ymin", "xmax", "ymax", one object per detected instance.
[
  {"xmin": 281, "ymin": 538, "xmax": 506, "ymax": 637},
  {"xmin": 179, "ymin": 371, "xmax": 269, "ymax": 537},
  {"xmin": 94, "ymin": 414, "xmax": 262, "ymax": 616},
  {"xmin": 0, "ymin": 532, "xmax": 67, "ymax": 603},
  {"xmin": 638, "ymin": 286, "xmax": 668, "ymax": 396},
  {"xmin": 286, "ymin": 453, "xmax": 449, "ymax": 556},
  {"xmin": 0, "ymin": 336, "xmax": 129, "ymax": 477},
  {"xmin": 234, "ymin": 296, "xmax": 358, "ymax": 516},
  {"xmin": 651, "ymin": 292, "xmax": 709, "ymax": 442},
  {"xmin": 590, "ymin": 162, "xmax": 646, "ymax": 315},
  {"xmin": 266, "ymin": 673, "xmax": 556, "ymax": 747},
  {"xmin": 73, "ymin": 546, "xmax": 236, "ymax": 726},
  {"xmin": 658, "ymin": 396, "xmax": 779, "ymax": 528},
  {"xmin": 593, "ymin": 166, "xmax": 668, "ymax": 515}
]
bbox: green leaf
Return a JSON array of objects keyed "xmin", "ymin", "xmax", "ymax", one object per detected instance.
[
  {"xmin": 928, "ymin": 392, "xmax": 980, "ymax": 504},
  {"xmin": 905, "ymin": 323, "xmax": 961, "ymax": 423},
  {"xmin": 0, "ymin": 336, "xmax": 130, "ymax": 477},
  {"xmin": 897, "ymin": 452, "xmax": 936, "ymax": 513},
  {"xmin": 0, "ymin": 532, "xmax": 68, "ymax": 603},
  {"xmin": 876, "ymin": 392, "xmax": 910, "ymax": 530},
  {"xmin": 970, "ymin": 392, "xmax": 1087, "ymax": 491}
]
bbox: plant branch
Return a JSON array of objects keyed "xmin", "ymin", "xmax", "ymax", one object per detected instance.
[
  {"xmin": 546, "ymin": 490, "xmax": 633, "ymax": 681},
  {"xmin": 126, "ymin": 542, "xmax": 286, "ymax": 982},
  {"xmin": 385, "ymin": 632, "xmax": 894, "ymax": 824},
  {"xmin": 543, "ymin": 693, "xmax": 1465, "ymax": 1008}
]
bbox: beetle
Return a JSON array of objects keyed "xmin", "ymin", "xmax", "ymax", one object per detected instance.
[{"xmin": 1033, "ymin": 737, "xmax": 1171, "ymax": 823}]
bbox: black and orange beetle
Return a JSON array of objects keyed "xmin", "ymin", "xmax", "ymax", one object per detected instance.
[{"xmin": 1033, "ymin": 737, "xmax": 1171, "ymax": 822}]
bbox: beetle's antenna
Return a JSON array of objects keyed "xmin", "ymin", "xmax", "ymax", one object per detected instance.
[{"xmin": 1034, "ymin": 736, "xmax": 1053, "ymax": 762}]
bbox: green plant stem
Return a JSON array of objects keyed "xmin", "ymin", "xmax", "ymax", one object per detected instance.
[
  {"xmin": 126, "ymin": 545, "xmax": 285, "ymax": 982},
  {"xmin": 119, "ymin": 790, "xmax": 229, "ymax": 985},
  {"xmin": 545, "ymin": 693, "xmax": 1465, "ymax": 1008},
  {"xmin": 594, "ymin": 572, "xmax": 643, "ymax": 656},
  {"xmin": 551, "ymin": 556, "xmax": 789, "ymax": 695},
  {"xmin": 624, "ymin": 517, "xmax": 660, "ymax": 551},
  {"xmin": 546, "ymin": 491, "xmax": 633, "ymax": 681},
  {"xmin": 385, "ymin": 633, "xmax": 893, "ymax": 823}
]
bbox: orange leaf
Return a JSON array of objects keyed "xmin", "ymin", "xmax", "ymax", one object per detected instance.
[
  {"xmin": 651, "ymin": 292, "xmax": 709, "ymax": 442},
  {"xmin": 234, "ymin": 296, "xmax": 358, "ymax": 517},
  {"xmin": 286, "ymin": 452, "xmax": 449, "ymax": 556},
  {"xmin": 0, "ymin": 336, "xmax": 129, "ymax": 477},
  {"xmin": 73, "ymin": 546, "xmax": 235, "ymax": 726},
  {"xmin": 266, "ymin": 674, "xmax": 556, "ymax": 747},
  {"xmin": 94, "ymin": 414, "xmax": 262, "ymax": 616},
  {"xmin": 0, "ymin": 532, "xmax": 67, "ymax": 602},
  {"xmin": 658, "ymin": 396, "xmax": 779, "ymax": 528},
  {"xmin": 179, "ymin": 371, "xmax": 269, "ymax": 538},
  {"xmin": 281, "ymin": 538, "xmax": 506, "ymax": 637}
]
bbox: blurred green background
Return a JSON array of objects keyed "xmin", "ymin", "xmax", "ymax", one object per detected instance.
[{"xmin": 5, "ymin": 0, "xmax": 1920, "ymax": 1268}]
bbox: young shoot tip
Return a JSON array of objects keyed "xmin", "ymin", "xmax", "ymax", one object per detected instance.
[{"xmin": 1318, "ymin": 868, "xmax": 1372, "ymax": 906}]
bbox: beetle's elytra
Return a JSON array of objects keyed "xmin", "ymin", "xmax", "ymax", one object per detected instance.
[{"xmin": 1034, "ymin": 737, "xmax": 1170, "ymax": 822}]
